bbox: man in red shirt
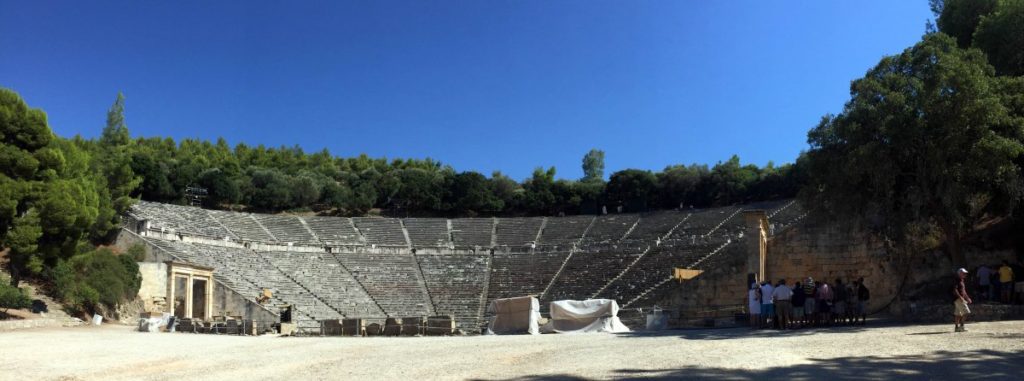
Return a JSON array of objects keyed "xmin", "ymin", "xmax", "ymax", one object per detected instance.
[{"xmin": 954, "ymin": 268, "xmax": 972, "ymax": 332}]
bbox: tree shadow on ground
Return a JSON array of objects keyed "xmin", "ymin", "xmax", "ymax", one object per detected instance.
[
  {"xmin": 476, "ymin": 349, "xmax": 1024, "ymax": 381},
  {"xmin": 612, "ymin": 324, "xmax": 872, "ymax": 341}
]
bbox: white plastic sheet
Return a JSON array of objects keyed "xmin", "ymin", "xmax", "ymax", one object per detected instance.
[
  {"xmin": 487, "ymin": 296, "xmax": 540, "ymax": 335},
  {"xmin": 545, "ymin": 299, "xmax": 631, "ymax": 334}
]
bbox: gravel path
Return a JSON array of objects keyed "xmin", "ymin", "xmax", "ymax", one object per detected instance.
[{"xmin": 1, "ymin": 320, "xmax": 1022, "ymax": 380}]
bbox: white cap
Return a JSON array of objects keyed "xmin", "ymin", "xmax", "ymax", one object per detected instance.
[{"xmin": 957, "ymin": 268, "xmax": 968, "ymax": 274}]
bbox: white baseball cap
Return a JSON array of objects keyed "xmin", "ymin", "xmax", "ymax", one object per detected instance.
[{"xmin": 957, "ymin": 268, "xmax": 968, "ymax": 274}]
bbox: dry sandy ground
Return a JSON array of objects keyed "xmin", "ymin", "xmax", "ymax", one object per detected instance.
[{"xmin": 1, "ymin": 320, "xmax": 1022, "ymax": 381}]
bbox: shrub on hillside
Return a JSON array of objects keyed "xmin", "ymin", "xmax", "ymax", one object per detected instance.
[
  {"xmin": 52, "ymin": 247, "xmax": 141, "ymax": 316},
  {"xmin": 0, "ymin": 283, "xmax": 32, "ymax": 316}
]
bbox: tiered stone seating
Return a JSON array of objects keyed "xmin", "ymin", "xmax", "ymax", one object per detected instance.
[
  {"xmin": 665, "ymin": 207, "xmax": 739, "ymax": 243},
  {"xmin": 167, "ymin": 204, "xmax": 234, "ymax": 238},
  {"xmin": 537, "ymin": 215, "xmax": 593, "ymax": 245},
  {"xmin": 450, "ymin": 218, "xmax": 494, "ymax": 248},
  {"xmin": 143, "ymin": 239, "xmax": 335, "ymax": 323},
  {"xmin": 403, "ymin": 218, "xmax": 451, "ymax": 248},
  {"xmin": 767, "ymin": 201, "xmax": 807, "ymax": 235},
  {"xmin": 206, "ymin": 245, "xmax": 341, "ymax": 322},
  {"xmin": 302, "ymin": 216, "xmax": 364, "ymax": 246},
  {"xmin": 625, "ymin": 211, "xmax": 689, "ymax": 241},
  {"xmin": 131, "ymin": 201, "xmax": 231, "ymax": 238},
  {"xmin": 595, "ymin": 241, "xmax": 720, "ymax": 304},
  {"xmin": 254, "ymin": 215, "xmax": 318, "ymax": 244},
  {"xmin": 543, "ymin": 245, "xmax": 647, "ymax": 303},
  {"xmin": 583, "ymin": 214, "xmax": 639, "ymax": 243},
  {"xmin": 627, "ymin": 241, "xmax": 745, "ymax": 308},
  {"xmin": 261, "ymin": 251, "xmax": 384, "ymax": 318},
  {"xmin": 333, "ymin": 252, "xmax": 432, "ymax": 317},
  {"xmin": 143, "ymin": 238, "xmax": 259, "ymax": 300},
  {"xmin": 415, "ymin": 253, "xmax": 490, "ymax": 331},
  {"xmin": 351, "ymin": 218, "xmax": 408, "ymax": 247},
  {"xmin": 494, "ymin": 217, "xmax": 543, "ymax": 247},
  {"xmin": 709, "ymin": 207, "xmax": 746, "ymax": 239},
  {"xmin": 486, "ymin": 249, "xmax": 570, "ymax": 303},
  {"xmin": 209, "ymin": 210, "xmax": 276, "ymax": 242}
]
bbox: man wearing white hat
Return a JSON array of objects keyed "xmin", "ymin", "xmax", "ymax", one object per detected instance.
[{"xmin": 953, "ymin": 268, "xmax": 972, "ymax": 332}]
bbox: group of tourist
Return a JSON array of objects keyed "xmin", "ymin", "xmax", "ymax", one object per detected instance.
[
  {"xmin": 975, "ymin": 260, "xmax": 1017, "ymax": 304},
  {"xmin": 747, "ymin": 276, "xmax": 869, "ymax": 330}
]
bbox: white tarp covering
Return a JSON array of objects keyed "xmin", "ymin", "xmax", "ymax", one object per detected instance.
[
  {"xmin": 487, "ymin": 296, "xmax": 540, "ymax": 335},
  {"xmin": 545, "ymin": 299, "xmax": 631, "ymax": 334}
]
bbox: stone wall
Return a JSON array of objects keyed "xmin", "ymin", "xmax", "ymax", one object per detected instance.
[
  {"xmin": 115, "ymin": 229, "xmax": 279, "ymax": 324},
  {"xmin": 764, "ymin": 224, "xmax": 897, "ymax": 314},
  {"xmin": 137, "ymin": 262, "xmax": 168, "ymax": 313},
  {"xmin": 655, "ymin": 216, "xmax": 1019, "ymax": 326}
]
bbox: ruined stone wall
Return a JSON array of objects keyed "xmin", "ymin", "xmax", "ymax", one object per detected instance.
[
  {"xmin": 765, "ymin": 224, "xmax": 897, "ymax": 314},
  {"xmin": 137, "ymin": 262, "xmax": 168, "ymax": 312},
  {"xmin": 645, "ymin": 244, "xmax": 750, "ymax": 325},
  {"xmin": 115, "ymin": 229, "xmax": 279, "ymax": 324}
]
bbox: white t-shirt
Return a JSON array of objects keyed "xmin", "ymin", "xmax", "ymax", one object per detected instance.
[
  {"xmin": 748, "ymin": 289, "xmax": 761, "ymax": 313},
  {"xmin": 760, "ymin": 284, "xmax": 774, "ymax": 304},
  {"xmin": 772, "ymin": 285, "xmax": 793, "ymax": 301}
]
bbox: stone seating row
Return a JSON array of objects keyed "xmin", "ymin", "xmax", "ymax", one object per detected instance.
[
  {"xmin": 626, "ymin": 211, "xmax": 690, "ymax": 241},
  {"xmin": 595, "ymin": 241, "xmax": 721, "ymax": 304},
  {"xmin": 536, "ymin": 215, "xmax": 593, "ymax": 245},
  {"xmin": 403, "ymin": 218, "xmax": 450, "ymax": 247},
  {"xmin": 304, "ymin": 216, "xmax": 364, "ymax": 245},
  {"xmin": 352, "ymin": 217, "xmax": 409, "ymax": 247},
  {"xmin": 451, "ymin": 218, "xmax": 494, "ymax": 247},
  {"xmin": 585, "ymin": 214, "xmax": 639, "ymax": 243},
  {"xmin": 255, "ymin": 215, "xmax": 318, "ymax": 244},
  {"xmin": 209, "ymin": 210, "xmax": 276, "ymax": 242},
  {"xmin": 132, "ymin": 201, "xmax": 231, "ymax": 238},
  {"xmin": 485, "ymin": 250, "xmax": 569, "ymax": 306},
  {"xmin": 415, "ymin": 254, "xmax": 490, "ymax": 331},
  {"xmin": 260, "ymin": 251, "xmax": 384, "ymax": 318},
  {"xmin": 494, "ymin": 217, "xmax": 543, "ymax": 247},
  {"xmin": 542, "ymin": 247, "xmax": 647, "ymax": 303},
  {"xmin": 135, "ymin": 201, "xmax": 788, "ymax": 250},
  {"xmin": 333, "ymin": 252, "xmax": 432, "ymax": 317}
]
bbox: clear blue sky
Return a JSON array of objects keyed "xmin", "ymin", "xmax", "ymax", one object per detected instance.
[{"xmin": 0, "ymin": 1, "xmax": 933, "ymax": 181}]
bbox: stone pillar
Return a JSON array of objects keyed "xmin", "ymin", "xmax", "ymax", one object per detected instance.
[{"xmin": 744, "ymin": 210, "xmax": 768, "ymax": 286}]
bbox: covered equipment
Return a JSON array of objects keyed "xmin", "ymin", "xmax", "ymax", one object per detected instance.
[
  {"xmin": 487, "ymin": 296, "xmax": 540, "ymax": 335},
  {"xmin": 544, "ymin": 299, "xmax": 631, "ymax": 334}
]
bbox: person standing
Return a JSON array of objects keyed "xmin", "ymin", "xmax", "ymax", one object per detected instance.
[
  {"xmin": 856, "ymin": 277, "xmax": 870, "ymax": 325},
  {"xmin": 792, "ymin": 281, "xmax": 806, "ymax": 328},
  {"xmin": 772, "ymin": 279, "xmax": 794, "ymax": 329},
  {"xmin": 748, "ymin": 282, "xmax": 761, "ymax": 329},
  {"xmin": 760, "ymin": 281, "xmax": 775, "ymax": 329},
  {"xmin": 977, "ymin": 264, "xmax": 993, "ymax": 301},
  {"xmin": 998, "ymin": 260, "xmax": 1015, "ymax": 303},
  {"xmin": 818, "ymin": 279, "xmax": 833, "ymax": 326},
  {"xmin": 803, "ymin": 277, "xmax": 817, "ymax": 326},
  {"xmin": 833, "ymin": 278, "xmax": 847, "ymax": 325},
  {"xmin": 954, "ymin": 268, "xmax": 973, "ymax": 332}
]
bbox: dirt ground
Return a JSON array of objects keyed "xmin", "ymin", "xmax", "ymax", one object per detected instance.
[{"xmin": 1, "ymin": 320, "xmax": 1022, "ymax": 381}]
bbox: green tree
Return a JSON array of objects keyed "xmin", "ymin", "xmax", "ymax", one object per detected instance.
[
  {"xmin": 973, "ymin": 0, "xmax": 1024, "ymax": 76},
  {"xmin": 246, "ymin": 168, "xmax": 292, "ymax": 211},
  {"xmin": 934, "ymin": 0, "xmax": 999, "ymax": 48},
  {"xmin": 449, "ymin": 171, "xmax": 503, "ymax": 214},
  {"xmin": 393, "ymin": 168, "xmax": 443, "ymax": 212},
  {"xmin": 91, "ymin": 93, "xmax": 141, "ymax": 241},
  {"xmin": 521, "ymin": 167, "xmax": 558, "ymax": 215},
  {"xmin": 581, "ymin": 149, "xmax": 605, "ymax": 183},
  {"xmin": 657, "ymin": 164, "xmax": 707, "ymax": 209},
  {"xmin": 802, "ymin": 33, "xmax": 1024, "ymax": 266},
  {"xmin": 605, "ymin": 169, "xmax": 658, "ymax": 212}
]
